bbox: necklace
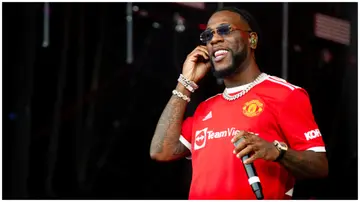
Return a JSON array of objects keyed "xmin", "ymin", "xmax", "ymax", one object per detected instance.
[{"xmin": 222, "ymin": 73, "xmax": 268, "ymax": 101}]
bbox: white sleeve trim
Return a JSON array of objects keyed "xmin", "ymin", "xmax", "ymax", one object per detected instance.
[
  {"xmin": 306, "ymin": 146, "xmax": 326, "ymax": 152},
  {"xmin": 179, "ymin": 135, "xmax": 191, "ymax": 151},
  {"xmin": 285, "ymin": 188, "xmax": 294, "ymax": 196}
]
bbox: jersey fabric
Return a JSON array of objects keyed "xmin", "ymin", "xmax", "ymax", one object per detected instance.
[{"xmin": 179, "ymin": 74, "xmax": 326, "ymax": 200}]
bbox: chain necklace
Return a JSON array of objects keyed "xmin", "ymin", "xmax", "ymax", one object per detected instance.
[{"xmin": 222, "ymin": 73, "xmax": 268, "ymax": 101}]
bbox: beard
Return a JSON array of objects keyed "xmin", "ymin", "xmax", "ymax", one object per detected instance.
[{"xmin": 211, "ymin": 44, "xmax": 249, "ymax": 79}]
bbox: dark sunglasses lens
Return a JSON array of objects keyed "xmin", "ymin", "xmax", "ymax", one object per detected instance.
[
  {"xmin": 200, "ymin": 30, "xmax": 213, "ymax": 43},
  {"xmin": 217, "ymin": 25, "xmax": 231, "ymax": 36}
]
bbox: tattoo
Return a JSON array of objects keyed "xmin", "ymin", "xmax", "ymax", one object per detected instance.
[
  {"xmin": 150, "ymin": 94, "xmax": 190, "ymax": 160},
  {"xmin": 279, "ymin": 149, "xmax": 328, "ymax": 179}
]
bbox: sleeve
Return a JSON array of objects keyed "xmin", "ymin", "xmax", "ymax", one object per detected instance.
[
  {"xmin": 179, "ymin": 116, "xmax": 193, "ymax": 151},
  {"xmin": 278, "ymin": 89, "xmax": 326, "ymax": 152}
]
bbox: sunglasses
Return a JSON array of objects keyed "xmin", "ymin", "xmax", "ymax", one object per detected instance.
[{"xmin": 200, "ymin": 24, "xmax": 251, "ymax": 44}]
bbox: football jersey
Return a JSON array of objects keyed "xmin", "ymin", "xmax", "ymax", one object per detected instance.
[{"xmin": 179, "ymin": 74, "xmax": 326, "ymax": 200}]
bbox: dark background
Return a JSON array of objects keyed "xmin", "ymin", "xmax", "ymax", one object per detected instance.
[{"xmin": 3, "ymin": 2, "xmax": 358, "ymax": 199}]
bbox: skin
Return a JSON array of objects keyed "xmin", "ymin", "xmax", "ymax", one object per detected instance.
[
  {"xmin": 231, "ymin": 131, "xmax": 328, "ymax": 179},
  {"xmin": 206, "ymin": 10, "xmax": 261, "ymax": 87},
  {"xmin": 150, "ymin": 10, "xmax": 328, "ymax": 180},
  {"xmin": 150, "ymin": 82, "xmax": 192, "ymax": 161}
]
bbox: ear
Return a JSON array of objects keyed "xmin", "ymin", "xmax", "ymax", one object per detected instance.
[{"xmin": 248, "ymin": 32, "xmax": 258, "ymax": 50}]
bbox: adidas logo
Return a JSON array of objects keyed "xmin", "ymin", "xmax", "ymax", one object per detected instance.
[{"xmin": 202, "ymin": 111, "xmax": 212, "ymax": 121}]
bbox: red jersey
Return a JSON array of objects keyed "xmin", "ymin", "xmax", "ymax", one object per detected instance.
[{"xmin": 179, "ymin": 74, "xmax": 326, "ymax": 200}]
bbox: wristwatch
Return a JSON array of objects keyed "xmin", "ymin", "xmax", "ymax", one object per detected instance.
[{"xmin": 273, "ymin": 140, "xmax": 288, "ymax": 162}]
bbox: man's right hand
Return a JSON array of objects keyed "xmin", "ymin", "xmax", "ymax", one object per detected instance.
[
  {"xmin": 151, "ymin": 48, "xmax": 209, "ymax": 162},
  {"xmin": 182, "ymin": 45, "xmax": 212, "ymax": 83}
]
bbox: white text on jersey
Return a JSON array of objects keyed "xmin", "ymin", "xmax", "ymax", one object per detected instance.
[
  {"xmin": 207, "ymin": 127, "xmax": 240, "ymax": 139},
  {"xmin": 304, "ymin": 129, "xmax": 322, "ymax": 141}
]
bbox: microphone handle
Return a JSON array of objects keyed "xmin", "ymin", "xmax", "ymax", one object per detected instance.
[
  {"xmin": 242, "ymin": 155, "xmax": 264, "ymax": 200},
  {"xmin": 234, "ymin": 137, "xmax": 264, "ymax": 199}
]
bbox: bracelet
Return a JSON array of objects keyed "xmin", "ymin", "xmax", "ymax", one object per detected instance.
[
  {"xmin": 178, "ymin": 74, "xmax": 199, "ymax": 92},
  {"xmin": 172, "ymin": 90, "xmax": 190, "ymax": 102},
  {"xmin": 180, "ymin": 74, "xmax": 199, "ymax": 91},
  {"xmin": 178, "ymin": 79, "xmax": 194, "ymax": 92}
]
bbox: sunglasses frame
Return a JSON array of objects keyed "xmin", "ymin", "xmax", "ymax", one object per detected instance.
[{"xmin": 200, "ymin": 24, "xmax": 252, "ymax": 44}]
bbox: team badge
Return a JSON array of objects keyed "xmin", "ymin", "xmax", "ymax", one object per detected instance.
[{"xmin": 242, "ymin": 100, "xmax": 264, "ymax": 117}]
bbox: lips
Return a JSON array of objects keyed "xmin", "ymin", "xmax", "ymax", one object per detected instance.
[{"xmin": 213, "ymin": 49, "xmax": 229, "ymax": 62}]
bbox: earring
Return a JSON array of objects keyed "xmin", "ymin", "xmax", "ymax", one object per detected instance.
[
  {"xmin": 249, "ymin": 32, "xmax": 258, "ymax": 49},
  {"xmin": 251, "ymin": 38, "xmax": 257, "ymax": 46}
]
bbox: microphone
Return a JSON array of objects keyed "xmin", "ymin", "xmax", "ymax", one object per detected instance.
[{"xmin": 234, "ymin": 137, "xmax": 264, "ymax": 200}]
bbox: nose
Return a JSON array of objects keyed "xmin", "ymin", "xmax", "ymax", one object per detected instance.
[{"xmin": 210, "ymin": 31, "xmax": 224, "ymax": 45}]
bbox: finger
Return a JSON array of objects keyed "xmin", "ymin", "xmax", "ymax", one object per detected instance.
[
  {"xmin": 189, "ymin": 46, "xmax": 209, "ymax": 57},
  {"xmin": 189, "ymin": 50, "xmax": 209, "ymax": 62},
  {"xmin": 233, "ymin": 134, "xmax": 249, "ymax": 154},
  {"xmin": 205, "ymin": 61, "xmax": 212, "ymax": 69},
  {"xmin": 198, "ymin": 45, "xmax": 208, "ymax": 49},
  {"xmin": 236, "ymin": 145, "xmax": 254, "ymax": 160},
  {"xmin": 192, "ymin": 51, "xmax": 209, "ymax": 62},
  {"xmin": 244, "ymin": 152, "xmax": 260, "ymax": 164},
  {"xmin": 197, "ymin": 46, "xmax": 210, "ymax": 55},
  {"xmin": 234, "ymin": 131, "xmax": 259, "ymax": 145},
  {"xmin": 231, "ymin": 130, "xmax": 247, "ymax": 144},
  {"xmin": 188, "ymin": 48, "xmax": 199, "ymax": 58}
]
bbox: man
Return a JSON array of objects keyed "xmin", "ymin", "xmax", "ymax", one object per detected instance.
[{"xmin": 150, "ymin": 7, "xmax": 328, "ymax": 199}]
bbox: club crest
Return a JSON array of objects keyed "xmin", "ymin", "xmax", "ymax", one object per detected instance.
[{"xmin": 242, "ymin": 100, "xmax": 264, "ymax": 117}]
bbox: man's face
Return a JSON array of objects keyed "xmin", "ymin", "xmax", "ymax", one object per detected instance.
[{"xmin": 205, "ymin": 11, "xmax": 251, "ymax": 78}]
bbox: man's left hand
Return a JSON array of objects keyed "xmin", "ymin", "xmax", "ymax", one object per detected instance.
[{"xmin": 231, "ymin": 131, "xmax": 280, "ymax": 164}]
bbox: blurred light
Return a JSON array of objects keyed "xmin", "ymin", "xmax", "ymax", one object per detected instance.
[
  {"xmin": 9, "ymin": 113, "xmax": 17, "ymax": 120},
  {"xmin": 175, "ymin": 24, "xmax": 185, "ymax": 32},
  {"xmin": 315, "ymin": 13, "xmax": 350, "ymax": 46},
  {"xmin": 199, "ymin": 24, "xmax": 207, "ymax": 30},
  {"xmin": 198, "ymin": 23, "xmax": 207, "ymax": 30},
  {"xmin": 321, "ymin": 48, "xmax": 333, "ymax": 64},
  {"xmin": 175, "ymin": 2, "xmax": 205, "ymax": 10},
  {"xmin": 132, "ymin": 5, "xmax": 139, "ymax": 12},
  {"xmin": 293, "ymin": 44, "xmax": 302, "ymax": 52},
  {"xmin": 126, "ymin": 2, "xmax": 133, "ymax": 65},
  {"xmin": 42, "ymin": 2, "xmax": 50, "ymax": 48},
  {"xmin": 152, "ymin": 22, "xmax": 160, "ymax": 29},
  {"xmin": 174, "ymin": 13, "xmax": 186, "ymax": 33},
  {"xmin": 139, "ymin": 10, "xmax": 148, "ymax": 17}
]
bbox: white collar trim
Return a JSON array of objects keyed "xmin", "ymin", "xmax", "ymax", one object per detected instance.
[{"xmin": 225, "ymin": 83, "xmax": 252, "ymax": 94}]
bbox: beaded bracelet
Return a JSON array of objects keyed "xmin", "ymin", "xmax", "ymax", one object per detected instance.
[{"xmin": 172, "ymin": 90, "xmax": 190, "ymax": 102}]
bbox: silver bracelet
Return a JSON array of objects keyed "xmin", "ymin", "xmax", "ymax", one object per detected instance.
[
  {"xmin": 178, "ymin": 74, "xmax": 199, "ymax": 92},
  {"xmin": 180, "ymin": 74, "xmax": 199, "ymax": 90},
  {"xmin": 178, "ymin": 77, "xmax": 195, "ymax": 92},
  {"xmin": 172, "ymin": 90, "xmax": 190, "ymax": 102}
]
